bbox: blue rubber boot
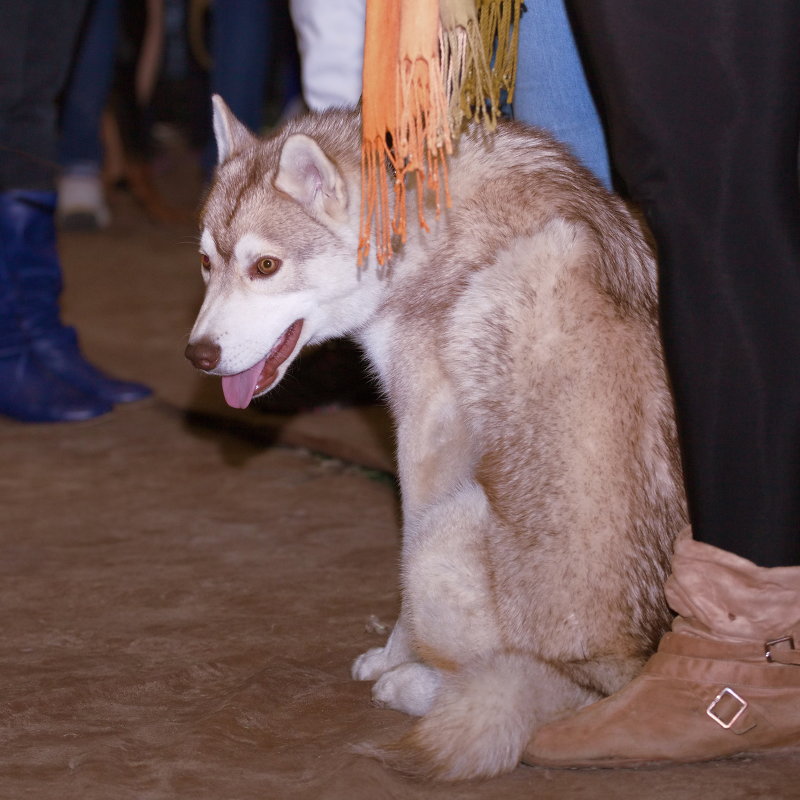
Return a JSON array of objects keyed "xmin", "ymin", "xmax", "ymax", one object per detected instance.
[
  {"xmin": 0, "ymin": 244, "xmax": 112, "ymax": 422},
  {"xmin": 0, "ymin": 190, "xmax": 152, "ymax": 405}
]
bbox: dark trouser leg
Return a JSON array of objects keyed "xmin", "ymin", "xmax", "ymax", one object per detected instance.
[
  {"xmin": 568, "ymin": 1, "xmax": 800, "ymax": 567},
  {"xmin": 0, "ymin": 0, "xmax": 89, "ymax": 190}
]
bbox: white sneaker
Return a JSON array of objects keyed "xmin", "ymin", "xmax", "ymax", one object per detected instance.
[{"xmin": 57, "ymin": 172, "xmax": 111, "ymax": 230}]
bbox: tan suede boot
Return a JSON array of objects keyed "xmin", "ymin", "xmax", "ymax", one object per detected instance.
[{"xmin": 522, "ymin": 536, "xmax": 800, "ymax": 768}]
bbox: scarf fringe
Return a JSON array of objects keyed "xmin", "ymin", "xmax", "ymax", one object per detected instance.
[
  {"xmin": 477, "ymin": 0, "xmax": 522, "ymax": 105},
  {"xmin": 359, "ymin": 135, "xmax": 398, "ymax": 267},
  {"xmin": 394, "ymin": 55, "xmax": 451, "ymax": 245},
  {"xmin": 440, "ymin": 16, "xmax": 498, "ymax": 132},
  {"xmin": 358, "ymin": 0, "xmax": 521, "ymax": 267}
]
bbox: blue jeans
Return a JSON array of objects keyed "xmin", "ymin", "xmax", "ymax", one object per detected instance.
[
  {"xmin": 58, "ymin": 0, "xmax": 119, "ymax": 173},
  {"xmin": 204, "ymin": 0, "xmax": 302, "ymax": 171},
  {"xmin": 513, "ymin": 0, "xmax": 611, "ymax": 190}
]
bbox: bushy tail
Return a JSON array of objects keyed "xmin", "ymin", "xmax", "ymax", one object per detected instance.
[{"xmin": 358, "ymin": 652, "xmax": 599, "ymax": 781}]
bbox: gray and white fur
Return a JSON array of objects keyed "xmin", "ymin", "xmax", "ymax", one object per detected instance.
[{"xmin": 186, "ymin": 97, "xmax": 688, "ymax": 780}]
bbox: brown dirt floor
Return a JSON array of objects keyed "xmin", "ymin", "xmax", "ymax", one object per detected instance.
[{"xmin": 1, "ymin": 145, "xmax": 798, "ymax": 800}]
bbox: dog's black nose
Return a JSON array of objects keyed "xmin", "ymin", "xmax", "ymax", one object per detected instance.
[{"xmin": 185, "ymin": 339, "xmax": 221, "ymax": 370}]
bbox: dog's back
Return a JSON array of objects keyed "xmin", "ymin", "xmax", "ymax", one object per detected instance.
[
  {"xmin": 371, "ymin": 120, "xmax": 683, "ymax": 656},
  {"xmin": 354, "ymin": 121, "xmax": 687, "ymax": 776}
]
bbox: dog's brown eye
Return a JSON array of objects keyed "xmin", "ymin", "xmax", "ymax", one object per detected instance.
[
  {"xmin": 255, "ymin": 256, "xmax": 281, "ymax": 276},
  {"xmin": 200, "ymin": 253, "xmax": 210, "ymax": 270}
]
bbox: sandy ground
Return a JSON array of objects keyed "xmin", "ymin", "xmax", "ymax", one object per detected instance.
[{"xmin": 1, "ymin": 146, "xmax": 798, "ymax": 800}]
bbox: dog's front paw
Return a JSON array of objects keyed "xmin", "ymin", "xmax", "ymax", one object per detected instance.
[
  {"xmin": 372, "ymin": 662, "xmax": 441, "ymax": 716},
  {"xmin": 351, "ymin": 646, "xmax": 395, "ymax": 681}
]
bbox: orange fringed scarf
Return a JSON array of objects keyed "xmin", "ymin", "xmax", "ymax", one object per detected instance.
[
  {"xmin": 359, "ymin": 0, "xmax": 522, "ymax": 266},
  {"xmin": 359, "ymin": 0, "xmax": 401, "ymax": 268}
]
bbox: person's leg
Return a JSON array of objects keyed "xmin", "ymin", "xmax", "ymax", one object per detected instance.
[
  {"xmin": 1, "ymin": 189, "xmax": 152, "ymax": 404},
  {"xmin": 0, "ymin": 0, "xmax": 149, "ymax": 417},
  {"xmin": 569, "ymin": 0, "xmax": 800, "ymax": 567},
  {"xmin": 288, "ymin": 0, "xmax": 365, "ymax": 111},
  {"xmin": 57, "ymin": 0, "xmax": 120, "ymax": 229},
  {"xmin": 513, "ymin": 0, "xmax": 611, "ymax": 189},
  {"xmin": 0, "ymin": 0, "xmax": 88, "ymax": 190},
  {"xmin": 201, "ymin": 0, "xmax": 273, "ymax": 171},
  {"xmin": 58, "ymin": 0, "xmax": 119, "ymax": 170},
  {"xmin": 0, "ymin": 0, "xmax": 113, "ymax": 420},
  {"xmin": 210, "ymin": 0, "xmax": 272, "ymax": 132},
  {"xmin": 524, "ymin": 1, "xmax": 800, "ymax": 767}
]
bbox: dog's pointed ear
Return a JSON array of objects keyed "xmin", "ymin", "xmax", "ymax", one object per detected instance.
[
  {"xmin": 212, "ymin": 94, "xmax": 256, "ymax": 165},
  {"xmin": 274, "ymin": 134, "xmax": 349, "ymax": 223}
]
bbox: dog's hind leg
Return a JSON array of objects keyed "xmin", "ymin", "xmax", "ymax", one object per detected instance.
[
  {"xmin": 361, "ymin": 483, "xmax": 504, "ymax": 714},
  {"xmin": 353, "ymin": 482, "xmax": 501, "ymax": 713},
  {"xmin": 403, "ymin": 482, "xmax": 505, "ymax": 665}
]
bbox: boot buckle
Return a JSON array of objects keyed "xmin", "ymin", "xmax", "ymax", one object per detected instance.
[
  {"xmin": 764, "ymin": 635, "xmax": 796, "ymax": 663},
  {"xmin": 706, "ymin": 687, "xmax": 748, "ymax": 729}
]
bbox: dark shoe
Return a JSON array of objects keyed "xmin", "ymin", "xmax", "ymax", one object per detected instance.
[{"xmin": 0, "ymin": 348, "xmax": 112, "ymax": 422}]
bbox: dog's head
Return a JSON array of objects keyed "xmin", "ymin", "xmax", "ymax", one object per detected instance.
[{"xmin": 185, "ymin": 96, "xmax": 381, "ymax": 408}]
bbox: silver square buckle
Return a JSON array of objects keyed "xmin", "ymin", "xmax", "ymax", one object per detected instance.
[{"xmin": 706, "ymin": 687, "xmax": 748, "ymax": 729}]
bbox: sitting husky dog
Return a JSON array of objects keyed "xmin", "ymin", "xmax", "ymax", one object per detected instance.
[{"xmin": 186, "ymin": 96, "xmax": 688, "ymax": 780}]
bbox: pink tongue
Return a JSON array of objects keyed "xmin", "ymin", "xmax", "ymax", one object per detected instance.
[{"xmin": 221, "ymin": 357, "xmax": 267, "ymax": 409}]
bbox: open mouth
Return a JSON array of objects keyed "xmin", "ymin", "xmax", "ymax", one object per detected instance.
[{"xmin": 220, "ymin": 319, "xmax": 304, "ymax": 409}]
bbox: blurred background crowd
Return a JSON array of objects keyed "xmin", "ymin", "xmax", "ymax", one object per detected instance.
[{"xmin": 57, "ymin": 0, "xmax": 306, "ymax": 232}]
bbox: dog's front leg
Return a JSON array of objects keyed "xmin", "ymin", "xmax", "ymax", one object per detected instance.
[
  {"xmin": 351, "ymin": 612, "xmax": 415, "ymax": 681},
  {"xmin": 353, "ymin": 613, "xmax": 441, "ymax": 716}
]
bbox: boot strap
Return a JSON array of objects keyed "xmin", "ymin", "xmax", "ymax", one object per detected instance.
[
  {"xmin": 660, "ymin": 631, "xmax": 800, "ymax": 666},
  {"xmin": 648, "ymin": 637, "xmax": 800, "ymax": 736},
  {"xmin": 764, "ymin": 635, "xmax": 800, "ymax": 666}
]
